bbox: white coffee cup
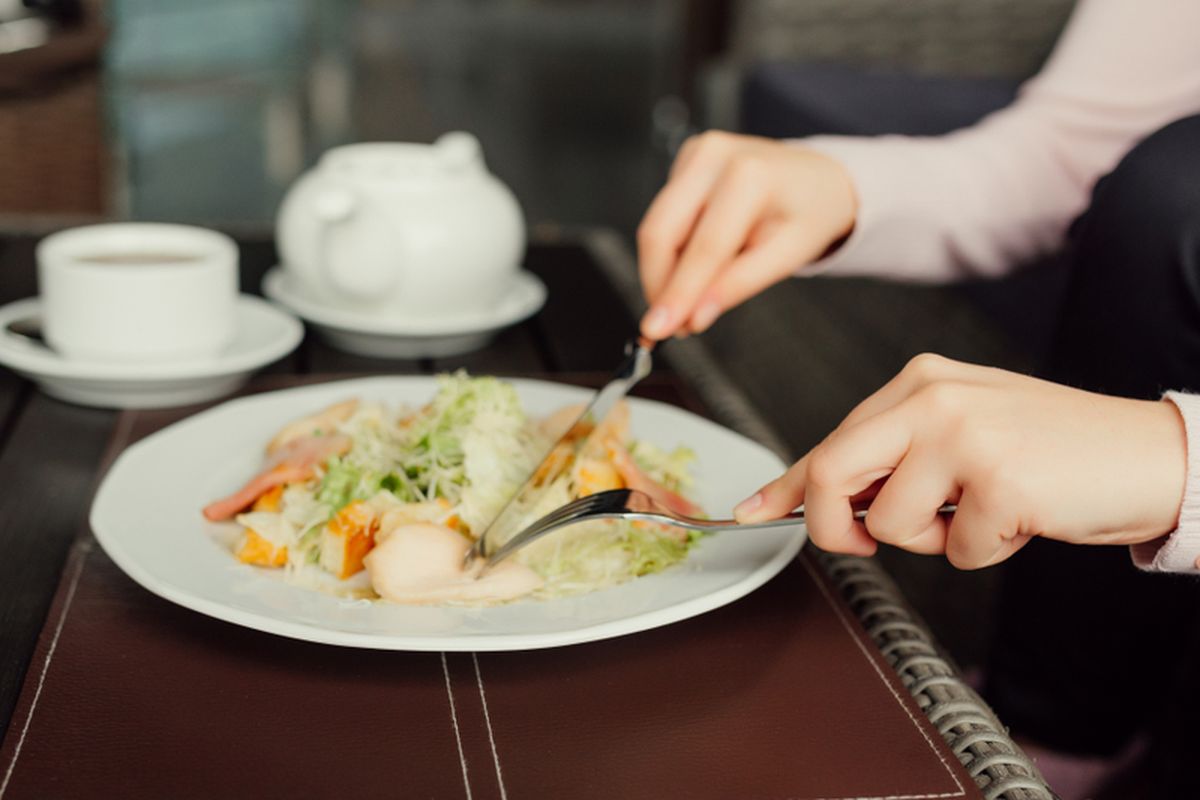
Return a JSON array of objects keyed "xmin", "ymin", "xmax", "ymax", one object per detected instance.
[{"xmin": 37, "ymin": 223, "xmax": 238, "ymax": 363}]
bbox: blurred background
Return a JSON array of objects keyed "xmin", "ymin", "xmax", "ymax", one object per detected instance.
[
  {"xmin": 1, "ymin": 0, "xmax": 1073, "ymax": 234},
  {"xmin": 0, "ymin": 0, "xmax": 1079, "ymax": 670}
]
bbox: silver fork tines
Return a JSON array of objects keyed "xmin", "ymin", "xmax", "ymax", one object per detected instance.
[{"xmin": 474, "ymin": 489, "xmax": 958, "ymax": 575}]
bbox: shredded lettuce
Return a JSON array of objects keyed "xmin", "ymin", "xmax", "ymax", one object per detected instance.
[
  {"xmin": 316, "ymin": 458, "xmax": 416, "ymax": 510},
  {"xmin": 629, "ymin": 441, "xmax": 695, "ymax": 494},
  {"xmin": 273, "ymin": 373, "xmax": 702, "ymax": 600},
  {"xmin": 311, "ymin": 372, "xmax": 533, "ymax": 520},
  {"xmin": 625, "ymin": 525, "xmax": 693, "ymax": 575},
  {"xmin": 315, "ymin": 456, "xmax": 363, "ymax": 509},
  {"xmin": 516, "ymin": 517, "xmax": 697, "ymax": 597},
  {"xmin": 409, "ymin": 373, "xmax": 540, "ymax": 532}
]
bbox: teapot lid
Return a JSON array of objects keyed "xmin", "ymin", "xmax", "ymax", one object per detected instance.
[{"xmin": 320, "ymin": 132, "xmax": 486, "ymax": 181}]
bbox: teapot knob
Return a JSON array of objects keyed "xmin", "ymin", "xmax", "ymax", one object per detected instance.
[
  {"xmin": 435, "ymin": 131, "xmax": 482, "ymax": 173},
  {"xmin": 314, "ymin": 188, "xmax": 356, "ymax": 221}
]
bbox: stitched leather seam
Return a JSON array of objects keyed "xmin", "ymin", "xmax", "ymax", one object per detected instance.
[
  {"xmin": 800, "ymin": 554, "xmax": 967, "ymax": 800},
  {"xmin": 441, "ymin": 652, "xmax": 473, "ymax": 800},
  {"xmin": 0, "ymin": 542, "xmax": 91, "ymax": 800},
  {"xmin": 0, "ymin": 409, "xmax": 139, "ymax": 799},
  {"xmin": 472, "ymin": 654, "xmax": 507, "ymax": 800}
]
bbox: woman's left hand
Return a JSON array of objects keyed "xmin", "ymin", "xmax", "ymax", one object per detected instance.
[{"xmin": 733, "ymin": 354, "xmax": 1188, "ymax": 568}]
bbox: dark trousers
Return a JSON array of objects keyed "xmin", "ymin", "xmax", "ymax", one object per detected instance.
[{"xmin": 983, "ymin": 115, "xmax": 1200, "ymax": 792}]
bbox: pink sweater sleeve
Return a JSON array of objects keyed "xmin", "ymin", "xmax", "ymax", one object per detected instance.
[
  {"xmin": 1131, "ymin": 393, "xmax": 1200, "ymax": 574},
  {"xmin": 800, "ymin": 0, "xmax": 1200, "ymax": 282}
]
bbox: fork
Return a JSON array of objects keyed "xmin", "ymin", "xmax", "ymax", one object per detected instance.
[{"xmin": 476, "ymin": 488, "xmax": 957, "ymax": 572}]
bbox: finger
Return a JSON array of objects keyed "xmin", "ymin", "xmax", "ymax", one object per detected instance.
[
  {"xmin": 882, "ymin": 520, "xmax": 949, "ymax": 556},
  {"xmin": 647, "ymin": 159, "xmax": 771, "ymax": 339},
  {"xmin": 838, "ymin": 354, "xmax": 961, "ymax": 433},
  {"xmin": 734, "ymin": 453, "xmax": 808, "ymax": 521},
  {"xmin": 669, "ymin": 134, "xmax": 703, "ymax": 176},
  {"xmin": 835, "ymin": 353, "xmax": 1015, "ymax": 435},
  {"xmin": 861, "ymin": 453, "xmax": 954, "ymax": 555},
  {"xmin": 851, "ymin": 476, "xmax": 887, "ymax": 504},
  {"xmin": 686, "ymin": 225, "xmax": 818, "ymax": 333},
  {"xmin": 804, "ymin": 505, "xmax": 878, "ymax": 557},
  {"xmin": 638, "ymin": 193, "xmax": 702, "ymax": 316},
  {"xmin": 734, "ymin": 454, "xmax": 879, "ymax": 555},
  {"xmin": 799, "ymin": 405, "xmax": 918, "ymax": 557},
  {"xmin": 944, "ymin": 488, "xmax": 1019, "ymax": 570},
  {"xmin": 978, "ymin": 533, "xmax": 1033, "ymax": 568},
  {"xmin": 638, "ymin": 139, "xmax": 732, "ymax": 309}
]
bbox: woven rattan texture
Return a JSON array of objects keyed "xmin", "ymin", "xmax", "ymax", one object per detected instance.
[
  {"xmin": 0, "ymin": 72, "xmax": 106, "ymax": 215},
  {"xmin": 820, "ymin": 554, "xmax": 1055, "ymax": 800},
  {"xmin": 586, "ymin": 229, "xmax": 1058, "ymax": 800}
]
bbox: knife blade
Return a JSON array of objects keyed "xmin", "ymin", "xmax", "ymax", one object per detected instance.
[{"xmin": 464, "ymin": 337, "xmax": 655, "ymax": 571}]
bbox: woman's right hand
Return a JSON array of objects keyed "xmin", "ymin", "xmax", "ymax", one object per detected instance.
[
  {"xmin": 733, "ymin": 354, "xmax": 1189, "ymax": 569},
  {"xmin": 637, "ymin": 131, "xmax": 858, "ymax": 340}
]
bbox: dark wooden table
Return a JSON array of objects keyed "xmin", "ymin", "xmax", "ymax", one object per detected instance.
[
  {"xmin": 0, "ymin": 228, "xmax": 644, "ymax": 736},
  {"xmin": 0, "ymin": 228, "xmax": 1050, "ymax": 799}
]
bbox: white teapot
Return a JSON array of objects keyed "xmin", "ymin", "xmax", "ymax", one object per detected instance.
[{"xmin": 276, "ymin": 132, "xmax": 525, "ymax": 317}]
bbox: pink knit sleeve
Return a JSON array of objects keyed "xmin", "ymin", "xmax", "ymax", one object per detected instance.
[
  {"xmin": 796, "ymin": 0, "xmax": 1200, "ymax": 282},
  {"xmin": 1130, "ymin": 393, "xmax": 1200, "ymax": 574}
]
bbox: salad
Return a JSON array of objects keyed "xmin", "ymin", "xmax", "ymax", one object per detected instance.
[{"xmin": 201, "ymin": 374, "xmax": 702, "ymax": 605}]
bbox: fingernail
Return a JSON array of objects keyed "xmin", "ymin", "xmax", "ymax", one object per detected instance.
[
  {"xmin": 691, "ymin": 300, "xmax": 720, "ymax": 333},
  {"xmin": 733, "ymin": 492, "xmax": 763, "ymax": 520},
  {"xmin": 642, "ymin": 306, "xmax": 671, "ymax": 338}
]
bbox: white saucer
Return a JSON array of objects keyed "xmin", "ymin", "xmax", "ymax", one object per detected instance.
[
  {"xmin": 0, "ymin": 295, "xmax": 303, "ymax": 409},
  {"xmin": 262, "ymin": 267, "xmax": 547, "ymax": 358}
]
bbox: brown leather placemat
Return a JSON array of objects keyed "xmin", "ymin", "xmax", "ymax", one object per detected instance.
[{"xmin": 0, "ymin": 377, "xmax": 980, "ymax": 800}]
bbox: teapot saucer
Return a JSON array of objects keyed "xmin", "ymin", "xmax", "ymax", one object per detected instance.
[
  {"xmin": 0, "ymin": 295, "xmax": 303, "ymax": 408},
  {"xmin": 262, "ymin": 267, "xmax": 547, "ymax": 358}
]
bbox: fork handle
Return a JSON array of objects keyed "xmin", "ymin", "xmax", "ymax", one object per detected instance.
[
  {"xmin": 690, "ymin": 502, "xmax": 958, "ymax": 531},
  {"xmin": 841, "ymin": 501, "xmax": 956, "ymax": 523}
]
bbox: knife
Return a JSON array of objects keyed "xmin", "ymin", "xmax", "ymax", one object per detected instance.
[{"xmin": 464, "ymin": 336, "xmax": 655, "ymax": 572}]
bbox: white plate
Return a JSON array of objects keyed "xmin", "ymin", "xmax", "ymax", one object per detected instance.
[
  {"xmin": 262, "ymin": 268, "xmax": 547, "ymax": 358},
  {"xmin": 90, "ymin": 376, "xmax": 805, "ymax": 651},
  {"xmin": 0, "ymin": 295, "xmax": 303, "ymax": 408}
]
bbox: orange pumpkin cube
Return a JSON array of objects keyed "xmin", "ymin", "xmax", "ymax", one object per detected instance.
[
  {"xmin": 319, "ymin": 501, "xmax": 380, "ymax": 579},
  {"xmin": 236, "ymin": 528, "xmax": 288, "ymax": 567}
]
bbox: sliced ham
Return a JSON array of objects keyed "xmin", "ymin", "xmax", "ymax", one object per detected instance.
[
  {"xmin": 203, "ymin": 464, "xmax": 312, "ymax": 522},
  {"xmin": 265, "ymin": 399, "xmax": 359, "ymax": 456},
  {"xmin": 583, "ymin": 401, "xmax": 629, "ymax": 458},
  {"xmin": 264, "ymin": 432, "xmax": 352, "ymax": 471},
  {"xmin": 606, "ymin": 439, "xmax": 702, "ymax": 519},
  {"xmin": 539, "ymin": 403, "xmax": 589, "ymax": 440},
  {"xmin": 540, "ymin": 400, "xmax": 629, "ymax": 453},
  {"xmin": 203, "ymin": 433, "xmax": 352, "ymax": 522}
]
